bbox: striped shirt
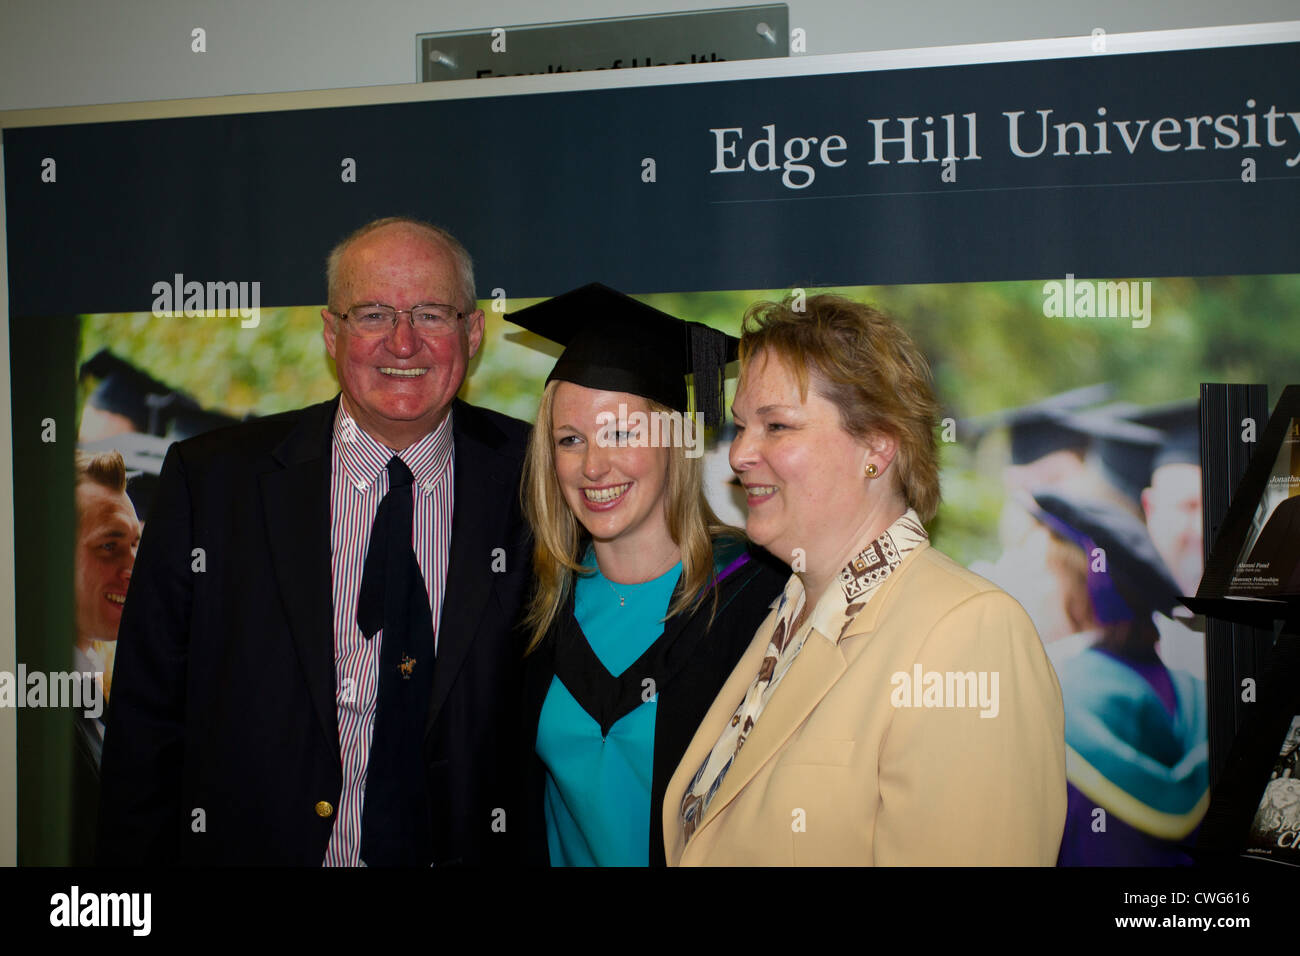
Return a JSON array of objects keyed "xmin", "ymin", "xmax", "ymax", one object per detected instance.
[{"xmin": 322, "ymin": 402, "xmax": 455, "ymax": 867}]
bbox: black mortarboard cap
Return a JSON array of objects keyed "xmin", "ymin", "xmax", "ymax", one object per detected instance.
[
  {"xmin": 1032, "ymin": 490, "xmax": 1184, "ymax": 620},
  {"xmin": 964, "ymin": 384, "xmax": 1114, "ymax": 465},
  {"xmin": 1007, "ymin": 408, "xmax": 1093, "ymax": 466},
  {"xmin": 1124, "ymin": 399, "xmax": 1201, "ymax": 473},
  {"xmin": 80, "ymin": 349, "xmax": 245, "ymax": 438},
  {"xmin": 80, "ymin": 349, "xmax": 179, "ymax": 434},
  {"xmin": 506, "ymin": 283, "xmax": 737, "ymax": 427},
  {"xmin": 1071, "ymin": 405, "xmax": 1164, "ymax": 505}
]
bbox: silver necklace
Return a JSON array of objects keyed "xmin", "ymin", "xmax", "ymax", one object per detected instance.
[{"xmin": 599, "ymin": 551, "xmax": 680, "ymax": 608}]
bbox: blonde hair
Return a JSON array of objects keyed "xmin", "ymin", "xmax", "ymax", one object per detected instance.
[
  {"xmin": 738, "ymin": 293, "xmax": 942, "ymax": 522},
  {"xmin": 521, "ymin": 380, "xmax": 741, "ymax": 652}
]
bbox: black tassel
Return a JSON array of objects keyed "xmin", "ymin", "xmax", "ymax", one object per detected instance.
[{"xmin": 689, "ymin": 324, "xmax": 729, "ymax": 429}]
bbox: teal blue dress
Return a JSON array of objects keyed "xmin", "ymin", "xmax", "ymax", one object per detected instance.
[{"xmin": 535, "ymin": 554, "xmax": 682, "ymax": 866}]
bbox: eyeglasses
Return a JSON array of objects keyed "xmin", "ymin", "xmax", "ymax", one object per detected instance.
[{"xmin": 333, "ymin": 303, "xmax": 465, "ymax": 338}]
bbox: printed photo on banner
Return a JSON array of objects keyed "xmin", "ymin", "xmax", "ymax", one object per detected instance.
[{"xmin": 68, "ymin": 273, "xmax": 1300, "ymax": 864}]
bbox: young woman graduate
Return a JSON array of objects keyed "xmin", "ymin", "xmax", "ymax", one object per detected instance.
[{"xmin": 509, "ymin": 283, "xmax": 786, "ymax": 867}]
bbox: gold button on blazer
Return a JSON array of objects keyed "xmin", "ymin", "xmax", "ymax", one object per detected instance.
[{"xmin": 663, "ymin": 541, "xmax": 1067, "ymax": 866}]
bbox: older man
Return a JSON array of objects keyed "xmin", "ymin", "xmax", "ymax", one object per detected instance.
[{"xmin": 98, "ymin": 218, "xmax": 531, "ymax": 865}]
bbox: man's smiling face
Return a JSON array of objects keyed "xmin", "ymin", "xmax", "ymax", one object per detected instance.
[
  {"xmin": 323, "ymin": 223, "xmax": 484, "ymax": 451},
  {"xmin": 75, "ymin": 482, "xmax": 140, "ymax": 646}
]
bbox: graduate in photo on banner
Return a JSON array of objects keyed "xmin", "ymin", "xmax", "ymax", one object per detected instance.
[
  {"xmin": 58, "ymin": 271, "xmax": 1300, "ymax": 867},
  {"xmin": 1031, "ymin": 492, "xmax": 1209, "ymax": 865}
]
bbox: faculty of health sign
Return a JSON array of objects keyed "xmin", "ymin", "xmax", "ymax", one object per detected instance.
[{"xmin": 418, "ymin": 4, "xmax": 789, "ymax": 82}]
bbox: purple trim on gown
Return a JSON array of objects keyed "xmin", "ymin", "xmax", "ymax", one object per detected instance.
[{"xmin": 1057, "ymin": 649, "xmax": 1197, "ymax": 866}]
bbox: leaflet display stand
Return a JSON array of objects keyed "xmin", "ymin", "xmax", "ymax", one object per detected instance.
[{"xmin": 1190, "ymin": 385, "xmax": 1300, "ymax": 865}]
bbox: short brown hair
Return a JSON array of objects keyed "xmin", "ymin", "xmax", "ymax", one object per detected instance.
[
  {"xmin": 738, "ymin": 293, "xmax": 942, "ymax": 522},
  {"xmin": 75, "ymin": 449, "xmax": 127, "ymax": 495}
]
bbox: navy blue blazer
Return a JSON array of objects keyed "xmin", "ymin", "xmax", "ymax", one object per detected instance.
[{"xmin": 97, "ymin": 396, "xmax": 531, "ymax": 865}]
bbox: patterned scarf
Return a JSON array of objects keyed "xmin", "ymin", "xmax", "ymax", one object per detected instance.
[{"xmin": 679, "ymin": 509, "xmax": 927, "ymax": 841}]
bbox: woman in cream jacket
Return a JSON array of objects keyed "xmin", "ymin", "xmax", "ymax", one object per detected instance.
[{"xmin": 664, "ymin": 294, "xmax": 1067, "ymax": 866}]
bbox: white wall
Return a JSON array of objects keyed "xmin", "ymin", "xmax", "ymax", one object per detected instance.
[{"xmin": 1, "ymin": 0, "xmax": 1297, "ymax": 111}]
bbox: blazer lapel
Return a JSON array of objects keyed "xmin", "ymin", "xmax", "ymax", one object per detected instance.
[
  {"xmin": 692, "ymin": 630, "xmax": 847, "ymax": 840},
  {"xmin": 259, "ymin": 396, "xmax": 340, "ymax": 753},
  {"xmin": 425, "ymin": 401, "xmax": 518, "ymax": 732},
  {"xmin": 667, "ymin": 541, "xmax": 934, "ymax": 862},
  {"xmin": 664, "ymin": 604, "xmax": 775, "ymax": 863}
]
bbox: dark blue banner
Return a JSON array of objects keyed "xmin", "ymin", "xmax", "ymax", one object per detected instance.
[{"xmin": 4, "ymin": 41, "xmax": 1299, "ymax": 313}]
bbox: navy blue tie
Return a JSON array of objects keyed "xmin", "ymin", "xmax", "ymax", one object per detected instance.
[{"xmin": 356, "ymin": 456, "xmax": 436, "ymax": 865}]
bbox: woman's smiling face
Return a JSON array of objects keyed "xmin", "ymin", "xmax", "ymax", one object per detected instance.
[
  {"xmin": 551, "ymin": 383, "xmax": 673, "ymax": 552},
  {"xmin": 729, "ymin": 349, "xmax": 874, "ymax": 568}
]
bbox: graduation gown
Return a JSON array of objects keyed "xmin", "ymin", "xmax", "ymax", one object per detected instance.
[
  {"xmin": 1053, "ymin": 643, "xmax": 1209, "ymax": 865},
  {"xmin": 520, "ymin": 537, "xmax": 786, "ymax": 866}
]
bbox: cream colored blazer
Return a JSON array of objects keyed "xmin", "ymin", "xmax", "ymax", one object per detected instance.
[{"xmin": 663, "ymin": 541, "xmax": 1066, "ymax": 865}]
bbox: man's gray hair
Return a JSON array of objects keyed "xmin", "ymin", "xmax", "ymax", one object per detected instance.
[{"xmin": 325, "ymin": 216, "xmax": 477, "ymax": 315}]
